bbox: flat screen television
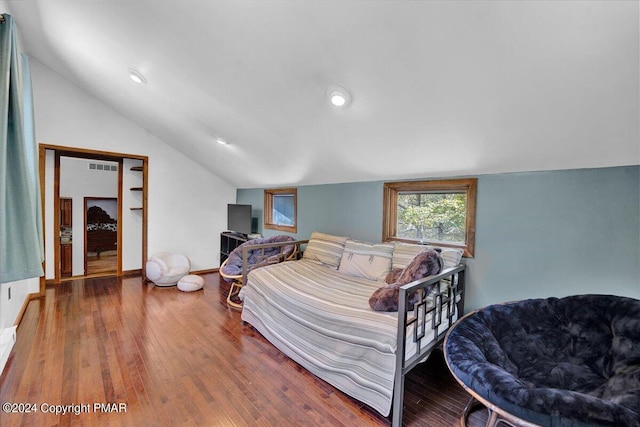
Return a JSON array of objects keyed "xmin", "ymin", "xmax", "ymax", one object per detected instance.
[{"xmin": 227, "ymin": 204, "xmax": 252, "ymax": 236}]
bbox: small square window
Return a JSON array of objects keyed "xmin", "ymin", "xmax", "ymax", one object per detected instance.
[{"xmin": 264, "ymin": 188, "xmax": 297, "ymax": 233}]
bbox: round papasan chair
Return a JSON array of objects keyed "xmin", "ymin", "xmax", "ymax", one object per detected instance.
[
  {"xmin": 444, "ymin": 294, "xmax": 640, "ymax": 427},
  {"xmin": 219, "ymin": 235, "xmax": 297, "ymax": 309}
]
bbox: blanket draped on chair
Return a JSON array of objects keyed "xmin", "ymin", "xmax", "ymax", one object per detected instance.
[{"xmin": 220, "ymin": 235, "xmax": 295, "ymax": 281}]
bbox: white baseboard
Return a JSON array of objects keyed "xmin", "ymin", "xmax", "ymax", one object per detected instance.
[{"xmin": 0, "ymin": 326, "xmax": 17, "ymax": 375}]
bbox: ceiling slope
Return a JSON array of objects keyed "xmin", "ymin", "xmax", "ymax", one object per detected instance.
[{"xmin": 3, "ymin": 0, "xmax": 639, "ymax": 188}]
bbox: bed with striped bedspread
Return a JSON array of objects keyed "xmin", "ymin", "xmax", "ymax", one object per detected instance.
[{"xmin": 240, "ymin": 258, "xmax": 457, "ymax": 417}]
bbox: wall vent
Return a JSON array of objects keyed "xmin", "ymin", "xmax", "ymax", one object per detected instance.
[{"xmin": 88, "ymin": 163, "xmax": 118, "ymax": 172}]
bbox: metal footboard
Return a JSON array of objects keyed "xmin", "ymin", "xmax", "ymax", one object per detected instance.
[{"xmin": 392, "ymin": 264, "xmax": 467, "ymax": 427}]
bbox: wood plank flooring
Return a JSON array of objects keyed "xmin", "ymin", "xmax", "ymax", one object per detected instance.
[
  {"xmin": 86, "ymin": 254, "xmax": 117, "ymax": 275},
  {"xmin": 0, "ymin": 273, "xmax": 488, "ymax": 426}
]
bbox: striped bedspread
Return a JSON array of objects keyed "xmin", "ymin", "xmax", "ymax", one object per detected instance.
[{"xmin": 240, "ymin": 259, "xmax": 453, "ymax": 416}]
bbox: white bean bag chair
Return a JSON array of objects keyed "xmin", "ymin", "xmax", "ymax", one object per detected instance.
[{"xmin": 146, "ymin": 252, "xmax": 190, "ymax": 287}]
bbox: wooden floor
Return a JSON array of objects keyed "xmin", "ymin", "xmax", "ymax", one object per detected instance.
[
  {"xmin": 0, "ymin": 273, "xmax": 488, "ymax": 426},
  {"xmin": 86, "ymin": 254, "xmax": 118, "ymax": 275}
]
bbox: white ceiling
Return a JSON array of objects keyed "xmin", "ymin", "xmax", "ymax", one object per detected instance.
[{"xmin": 3, "ymin": 0, "xmax": 639, "ymax": 188}]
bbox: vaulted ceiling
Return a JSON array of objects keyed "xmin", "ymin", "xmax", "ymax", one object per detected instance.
[{"xmin": 3, "ymin": 1, "xmax": 638, "ymax": 188}]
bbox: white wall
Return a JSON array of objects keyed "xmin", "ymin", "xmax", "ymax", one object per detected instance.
[
  {"xmin": 0, "ymin": 278, "xmax": 38, "ymax": 330},
  {"xmin": 33, "ymin": 58, "xmax": 236, "ymax": 274},
  {"xmin": 122, "ymin": 158, "xmax": 144, "ymax": 271},
  {"xmin": 0, "ymin": 278, "xmax": 36, "ymax": 374}
]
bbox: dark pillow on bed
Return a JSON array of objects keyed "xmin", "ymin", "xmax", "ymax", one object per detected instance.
[
  {"xmin": 384, "ymin": 268, "xmax": 402, "ymax": 284},
  {"xmin": 369, "ymin": 249, "xmax": 443, "ymax": 312}
]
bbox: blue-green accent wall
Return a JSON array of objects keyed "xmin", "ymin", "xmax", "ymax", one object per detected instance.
[{"xmin": 237, "ymin": 166, "xmax": 640, "ymax": 311}]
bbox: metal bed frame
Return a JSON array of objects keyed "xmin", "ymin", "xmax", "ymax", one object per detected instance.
[
  {"xmin": 393, "ymin": 263, "xmax": 466, "ymax": 427},
  {"xmin": 238, "ymin": 239, "xmax": 466, "ymax": 427}
]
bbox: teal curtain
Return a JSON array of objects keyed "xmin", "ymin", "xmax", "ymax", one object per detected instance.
[{"xmin": 0, "ymin": 14, "xmax": 44, "ymax": 283}]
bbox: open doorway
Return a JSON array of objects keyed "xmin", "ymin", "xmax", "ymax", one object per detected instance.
[
  {"xmin": 59, "ymin": 155, "xmax": 119, "ymax": 278},
  {"xmin": 85, "ymin": 197, "xmax": 118, "ymax": 275},
  {"xmin": 38, "ymin": 144, "xmax": 148, "ymax": 290}
]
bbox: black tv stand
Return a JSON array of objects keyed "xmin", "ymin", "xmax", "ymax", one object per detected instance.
[
  {"xmin": 220, "ymin": 232, "xmax": 248, "ymax": 264},
  {"xmin": 226, "ymin": 231, "xmax": 247, "ymax": 239}
]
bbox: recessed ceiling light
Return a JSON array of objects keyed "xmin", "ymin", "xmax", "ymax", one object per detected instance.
[
  {"xmin": 326, "ymin": 85, "xmax": 352, "ymax": 108},
  {"xmin": 216, "ymin": 137, "xmax": 229, "ymax": 145},
  {"xmin": 331, "ymin": 94, "xmax": 346, "ymax": 106},
  {"xmin": 129, "ymin": 69, "xmax": 147, "ymax": 84}
]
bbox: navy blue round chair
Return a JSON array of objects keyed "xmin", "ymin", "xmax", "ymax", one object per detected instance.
[{"xmin": 444, "ymin": 295, "xmax": 640, "ymax": 427}]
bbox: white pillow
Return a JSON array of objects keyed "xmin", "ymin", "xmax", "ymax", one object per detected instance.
[
  {"xmin": 302, "ymin": 231, "xmax": 349, "ymax": 269},
  {"xmin": 393, "ymin": 242, "xmax": 464, "ymax": 270},
  {"xmin": 177, "ymin": 275, "xmax": 204, "ymax": 292},
  {"xmin": 391, "ymin": 242, "xmax": 425, "ymax": 270},
  {"xmin": 424, "ymin": 245, "xmax": 464, "ymax": 269},
  {"xmin": 338, "ymin": 240, "xmax": 394, "ymax": 281}
]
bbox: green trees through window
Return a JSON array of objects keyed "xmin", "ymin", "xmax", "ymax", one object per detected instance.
[
  {"xmin": 383, "ymin": 178, "xmax": 477, "ymax": 257},
  {"xmin": 397, "ymin": 192, "xmax": 466, "ymax": 243}
]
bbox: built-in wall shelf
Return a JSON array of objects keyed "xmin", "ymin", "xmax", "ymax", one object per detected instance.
[{"xmin": 129, "ymin": 164, "xmax": 145, "ymax": 211}]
